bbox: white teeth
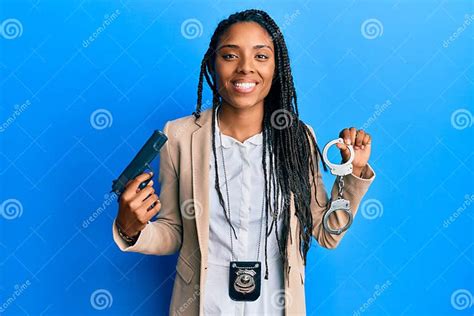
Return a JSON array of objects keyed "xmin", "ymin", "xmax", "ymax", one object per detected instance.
[{"xmin": 234, "ymin": 82, "xmax": 256, "ymax": 88}]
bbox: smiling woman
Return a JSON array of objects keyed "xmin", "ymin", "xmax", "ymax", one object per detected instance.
[
  {"xmin": 215, "ymin": 23, "xmax": 275, "ymax": 109},
  {"xmin": 113, "ymin": 8, "xmax": 375, "ymax": 316}
]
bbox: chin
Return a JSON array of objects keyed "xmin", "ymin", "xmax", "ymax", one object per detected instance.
[{"xmin": 227, "ymin": 96, "xmax": 262, "ymax": 109}]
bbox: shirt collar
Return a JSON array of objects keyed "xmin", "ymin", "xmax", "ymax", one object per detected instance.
[{"xmin": 214, "ymin": 106, "xmax": 263, "ymax": 148}]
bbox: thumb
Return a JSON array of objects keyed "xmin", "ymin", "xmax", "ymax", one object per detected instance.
[
  {"xmin": 336, "ymin": 142, "xmax": 351, "ymax": 161},
  {"xmin": 336, "ymin": 142, "xmax": 349, "ymax": 151}
]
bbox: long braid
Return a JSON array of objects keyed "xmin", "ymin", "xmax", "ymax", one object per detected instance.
[
  {"xmin": 211, "ymin": 95, "xmax": 238, "ymax": 241},
  {"xmin": 262, "ymin": 103, "xmax": 270, "ymax": 279},
  {"xmin": 192, "ymin": 9, "xmax": 329, "ymax": 283}
]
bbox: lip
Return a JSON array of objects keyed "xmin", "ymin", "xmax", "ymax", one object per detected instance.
[
  {"xmin": 231, "ymin": 78, "xmax": 259, "ymax": 84},
  {"xmin": 230, "ymin": 79, "xmax": 259, "ymax": 94}
]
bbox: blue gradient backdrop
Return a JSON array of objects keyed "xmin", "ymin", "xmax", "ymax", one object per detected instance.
[{"xmin": 1, "ymin": 0, "xmax": 473, "ymax": 315}]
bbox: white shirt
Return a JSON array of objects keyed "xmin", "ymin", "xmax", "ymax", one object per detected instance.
[{"xmin": 203, "ymin": 108, "xmax": 285, "ymax": 315}]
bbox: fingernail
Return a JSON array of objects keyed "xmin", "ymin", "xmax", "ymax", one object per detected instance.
[
  {"xmin": 361, "ymin": 145, "xmax": 365, "ymax": 149},
  {"xmin": 345, "ymin": 138, "xmax": 351, "ymax": 145}
]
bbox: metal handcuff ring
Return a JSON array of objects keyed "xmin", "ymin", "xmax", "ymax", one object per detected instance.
[{"xmin": 321, "ymin": 138, "xmax": 355, "ymax": 235}]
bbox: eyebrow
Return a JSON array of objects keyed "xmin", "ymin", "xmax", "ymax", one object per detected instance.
[{"xmin": 217, "ymin": 44, "xmax": 273, "ymax": 52}]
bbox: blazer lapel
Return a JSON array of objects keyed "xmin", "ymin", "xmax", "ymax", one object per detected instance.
[{"xmin": 191, "ymin": 109, "xmax": 212, "ymax": 264}]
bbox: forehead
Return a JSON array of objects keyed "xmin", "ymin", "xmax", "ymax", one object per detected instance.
[{"xmin": 218, "ymin": 22, "xmax": 274, "ymax": 48}]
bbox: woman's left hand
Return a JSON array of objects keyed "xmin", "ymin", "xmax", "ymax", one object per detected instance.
[{"xmin": 336, "ymin": 127, "xmax": 372, "ymax": 175}]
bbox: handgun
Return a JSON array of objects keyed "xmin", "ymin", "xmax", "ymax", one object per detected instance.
[{"xmin": 111, "ymin": 130, "xmax": 168, "ymax": 198}]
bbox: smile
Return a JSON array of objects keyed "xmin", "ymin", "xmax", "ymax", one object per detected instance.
[{"xmin": 231, "ymin": 81, "xmax": 258, "ymax": 94}]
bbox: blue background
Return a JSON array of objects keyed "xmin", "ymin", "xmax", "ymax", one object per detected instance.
[{"xmin": 1, "ymin": 0, "xmax": 473, "ymax": 315}]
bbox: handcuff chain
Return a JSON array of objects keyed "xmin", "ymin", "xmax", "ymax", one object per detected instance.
[{"xmin": 337, "ymin": 175, "xmax": 345, "ymax": 198}]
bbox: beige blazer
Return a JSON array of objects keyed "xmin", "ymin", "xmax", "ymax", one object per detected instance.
[{"xmin": 112, "ymin": 108, "xmax": 376, "ymax": 315}]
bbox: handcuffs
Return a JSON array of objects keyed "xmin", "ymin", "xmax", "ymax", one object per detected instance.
[{"xmin": 321, "ymin": 138, "xmax": 355, "ymax": 235}]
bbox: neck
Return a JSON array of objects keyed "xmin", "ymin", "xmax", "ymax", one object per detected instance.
[{"xmin": 217, "ymin": 102, "xmax": 264, "ymax": 143}]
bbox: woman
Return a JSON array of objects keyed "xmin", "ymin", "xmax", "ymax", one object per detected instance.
[{"xmin": 113, "ymin": 9, "xmax": 376, "ymax": 315}]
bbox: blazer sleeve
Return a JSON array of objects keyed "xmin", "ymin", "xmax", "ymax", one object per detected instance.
[
  {"xmin": 306, "ymin": 124, "xmax": 376, "ymax": 249},
  {"xmin": 112, "ymin": 121, "xmax": 183, "ymax": 255}
]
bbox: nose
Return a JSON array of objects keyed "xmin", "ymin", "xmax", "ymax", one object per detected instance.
[{"xmin": 236, "ymin": 54, "xmax": 254, "ymax": 74}]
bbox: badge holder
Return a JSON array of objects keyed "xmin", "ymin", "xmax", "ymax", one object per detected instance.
[
  {"xmin": 321, "ymin": 138, "xmax": 355, "ymax": 235},
  {"xmin": 229, "ymin": 261, "xmax": 261, "ymax": 301}
]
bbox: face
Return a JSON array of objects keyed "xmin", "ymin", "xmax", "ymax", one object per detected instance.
[{"xmin": 213, "ymin": 22, "xmax": 276, "ymax": 110}]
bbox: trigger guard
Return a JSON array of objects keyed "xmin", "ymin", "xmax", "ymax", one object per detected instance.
[
  {"xmin": 322, "ymin": 138, "xmax": 355, "ymax": 176},
  {"xmin": 138, "ymin": 164, "xmax": 154, "ymax": 191},
  {"xmin": 323, "ymin": 199, "xmax": 353, "ymax": 235}
]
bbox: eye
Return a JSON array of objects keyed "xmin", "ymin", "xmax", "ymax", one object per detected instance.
[
  {"xmin": 222, "ymin": 54, "xmax": 237, "ymax": 60},
  {"xmin": 256, "ymin": 54, "xmax": 269, "ymax": 60}
]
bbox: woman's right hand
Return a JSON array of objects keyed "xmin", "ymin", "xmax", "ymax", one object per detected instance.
[{"xmin": 116, "ymin": 172, "xmax": 161, "ymax": 238}]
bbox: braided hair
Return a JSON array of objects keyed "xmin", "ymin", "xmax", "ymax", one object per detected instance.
[{"xmin": 192, "ymin": 9, "xmax": 328, "ymax": 281}]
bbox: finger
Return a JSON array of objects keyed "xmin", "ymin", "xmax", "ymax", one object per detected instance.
[
  {"xmin": 137, "ymin": 177, "xmax": 154, "ymax": 193},
  {"xmin": 336, "ymin": 142, "xmax": 349, "ymax": 152},
  {"xmin": 336, "ymin": 142, "xmax": 352, "ymax": 163},
  {"xmin": 134, "ymin": 185, "xmax": 155, "ymax": 202},
  {"xmin": 144, "ymin": 200, "xmax": 161, "ymax": 222},
  {"xmin": 355, "ymin": 130, "xmax": 365, "ymax": 147},
  {"xmin": 131, "ymin": 172, "xmax": 154, "ymax": 192},
  {"xmin": 362, "ymin": 133, "xmax": 369, "ymax": 144},
  {"xmin": 142, "ymin": 193, "xmax": 159, "ymax": 210},
  {"xmin": 137, "ymin": 194, "xmax": 160, "ymax": 220},
  {"xmin": 136, "ymin": 177, "xmax": 155, "ymax": 192},
  {"xmin": 349, "ymin": 127, "xmax": 357, "ymax": 145},
  {"xmin": 338, "ymin": 129, "xmax": 345, "ymax": 139},
  {"xmin": 340, "ymin": 129, "xmax": 351, "ymax": 145},
  {"xmin": 364, "ymin": 133, "xmax": 372, "ymax": 147},
  {"xmin": 122, "ymin": 172, "xmax": 153, "ymax": 201}
]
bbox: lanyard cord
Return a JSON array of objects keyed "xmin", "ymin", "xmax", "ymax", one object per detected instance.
[{"xmin": 217, "ymin": 113, "xmax": 266, "ymax": 262}]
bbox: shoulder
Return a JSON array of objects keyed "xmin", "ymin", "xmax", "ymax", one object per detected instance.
[
  {"xmin": 301, "ymin": 121, "xmax": 318, "ymax": 141},
  {"xmin": 163, "ymin": 112, "xmax": 200, "ymax": 141}
]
